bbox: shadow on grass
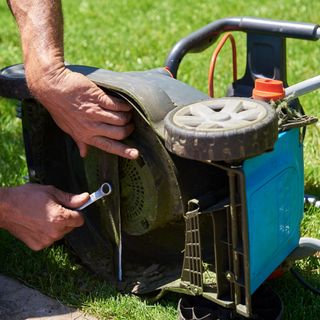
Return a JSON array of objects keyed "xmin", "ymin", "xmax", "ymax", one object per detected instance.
[
  {"xmin": 0, "ymin": 229, "xmax": 179, "ymax": 316},
  {"xmin": 1, "ymin": 228, "xmax": 319, "ymax": 320},
  {"xmin": 0, "ymin": 230, "xmax": 118, "ymax": 305},
  {"xmin": 305, "ymin": 179, "xmax": 320, "ymax": 198},
  {"xmin": 270, "ymin": 270, "xmax": 320, "ymax": 320}
]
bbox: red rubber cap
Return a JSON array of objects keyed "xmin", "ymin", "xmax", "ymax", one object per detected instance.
[
  {"xmin": 252, "ymin": 78, "xmax": 285, "ymax": 101},
  {"xmin": 267, "ymin": 267, "xmax": 285, "ymax": 280}
]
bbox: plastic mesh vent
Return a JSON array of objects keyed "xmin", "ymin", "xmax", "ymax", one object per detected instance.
[{"xmin": 120, "ymin": 159, "xmax": 145, "ymax": 221}]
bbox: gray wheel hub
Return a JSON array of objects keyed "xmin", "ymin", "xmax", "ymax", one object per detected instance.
[{"xmin": 172, "ymin": 99, "xmax": 267, "ymax": 131}]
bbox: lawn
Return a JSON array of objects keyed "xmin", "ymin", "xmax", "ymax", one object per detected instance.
[{"xmin": 0, "ymin": 0, "xmax": 320, "ymax": 319}]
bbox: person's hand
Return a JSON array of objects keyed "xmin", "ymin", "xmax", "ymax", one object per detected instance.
[
  {"xmin": 28, "ymin": 66, "xmax": 139, "ymax": 159},
  {"xmin": 8, "ymin": 0, "xmax": 139, "ymax": 159},
  {"xmin": 0, "ymin": 184, "xmax": 89, "ymax": 251}
]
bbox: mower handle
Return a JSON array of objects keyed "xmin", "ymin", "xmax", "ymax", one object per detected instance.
[{"xmin": 165, "ymin": 16, "xmax": 320, "ymax": 77}]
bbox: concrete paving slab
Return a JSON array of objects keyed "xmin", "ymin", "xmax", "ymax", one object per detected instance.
[{"xmin": 0, "ymin": 274, "xmax": 98, "ymax": 320}]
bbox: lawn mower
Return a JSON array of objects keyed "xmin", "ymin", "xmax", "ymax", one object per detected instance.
[{"xmin": 1, "ymin": 16, "xmax": 320, "ymax": 319}]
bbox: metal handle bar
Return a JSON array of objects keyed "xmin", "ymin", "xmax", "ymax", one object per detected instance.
[
  {"xmin": 285, "ymin": 75, "xmax": 320, "ymax": 100},
  {"xmin": 165, "ymin": 16, "xmax": 320, "ymax": 77}
]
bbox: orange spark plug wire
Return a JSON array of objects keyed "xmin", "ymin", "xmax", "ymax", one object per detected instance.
[{"xmin": 208, "ymin": 32, "xmax": 237, "ymax": 97}]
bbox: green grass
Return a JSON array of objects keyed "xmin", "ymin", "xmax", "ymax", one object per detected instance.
[{"xmin": 0, "ymin": 0, "xmax": 320, "ymax": 319}]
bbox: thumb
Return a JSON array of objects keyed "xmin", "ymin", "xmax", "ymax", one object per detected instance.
[
  {"xmin": 76, "ymin": 140, "xmax": 89, "ymax": 158},
  {"xmin": 55, "ymin": 190, "xmax": 90, "ymax": 209},
  {"xmin": 68, "ymin": 192, "xmax": 90, "ymax": 209}
]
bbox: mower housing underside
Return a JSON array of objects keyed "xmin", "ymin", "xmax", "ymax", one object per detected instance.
[{"xmin": 1, "ymin": 64, "xmax": 304, "ymax": 318}]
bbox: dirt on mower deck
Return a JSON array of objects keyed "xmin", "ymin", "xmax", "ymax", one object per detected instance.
[{"xmin": 0, "ymin": 274, "xmax": 97, "ymax": 320}]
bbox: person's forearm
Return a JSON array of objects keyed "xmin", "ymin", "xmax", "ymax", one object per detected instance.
[
  {"xmin": 7, "ymin": 1, "xmax": 139, "ymax": 160},
  {"xmin": 7, "ymin": 0, "xmax": 65, "ymax": 87}
]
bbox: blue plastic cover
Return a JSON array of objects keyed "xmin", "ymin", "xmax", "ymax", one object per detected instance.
[{"xmin": 243, "ymin": 128, "xmax": 304, "ymax": 293}]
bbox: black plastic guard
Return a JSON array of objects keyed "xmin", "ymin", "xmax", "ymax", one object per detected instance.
[
  {"xmin": 0, "ymin": 64, "xmax": 30, "ymax": 99},
  {"xmin": 0, "ymin": 63, "xmax": 209, "ymax": 138}
]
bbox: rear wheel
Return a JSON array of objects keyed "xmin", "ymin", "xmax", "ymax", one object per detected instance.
[{"xmin": 164, "ymin": 97, "xmax": 278, "ymax": 162}]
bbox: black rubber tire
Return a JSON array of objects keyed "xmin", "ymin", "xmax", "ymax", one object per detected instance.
[{"xmin": 164, "ymin": 97, "xmax": 278, "ymax": 162}]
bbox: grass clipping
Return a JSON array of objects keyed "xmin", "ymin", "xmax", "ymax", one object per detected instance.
[{"xmin": 270, "ymin": 97, "xmax": 318, "ymax": 131}]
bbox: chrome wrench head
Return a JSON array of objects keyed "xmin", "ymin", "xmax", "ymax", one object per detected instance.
[{"xmin": 77, "ymin": 182, "xmax": 112, "ymax": 211}]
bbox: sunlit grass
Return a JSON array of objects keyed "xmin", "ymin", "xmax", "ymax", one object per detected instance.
[{"xmin": 0, "ymin": 0, "xmax": 319, "ymax": 319}]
